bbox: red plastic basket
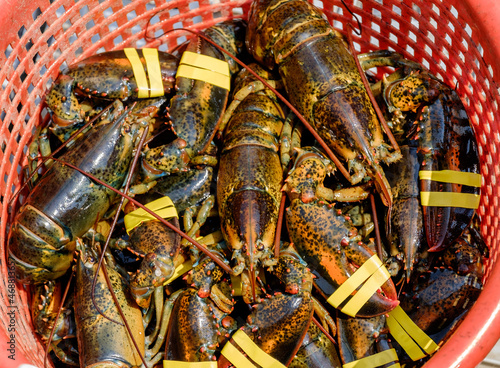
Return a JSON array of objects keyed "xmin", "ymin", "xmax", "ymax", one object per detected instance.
[{"xmin": 1, "ymin": 0, "xmax": 499, "ymax": 367}]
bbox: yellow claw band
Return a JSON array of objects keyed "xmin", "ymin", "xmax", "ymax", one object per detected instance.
[
  {"xmin": 419, "ymin": 170, "xmax": 482, "ymax": 187},
  {"xmin": 124, "ymin": 48, "xmax": 164, "ymax": 98},
  {"xmin": 386, "ymin": 306, "xmax": 438, "ymax": 361},
  {"xmin": 124, "ymin": 48, "xmax": 150, "ymax": 98},
  {"xmin": 143, "ymin": 48, "xmax": 164, "ymax": 97},
  {"xmin": 342, "ymin": 349, "xmax": 400, "ymax": 368},
  {"xmin": 327, "ymin": 255, "xmax": 391, "ymax": 317},
  {"xmin": 419, "ymin": 191, "xmax": 481, "ymax": 209},
  {"xmin": 163, "ymin": 260, "xmax": 193, "ymax": 286},
  {"xmin": 177, "ymin": 51, "xmax": 230, "ymax": 90},
  {"xmin": 221, "ymin": 330, "xmax": 287, "ymax": 368},
  {"xmin": 163, "ymin": 361, "xmax": 218, "ymax": 368},
  {"xmin": 124, "ymin": 196, "xmax": 178, "ymax": 234}
]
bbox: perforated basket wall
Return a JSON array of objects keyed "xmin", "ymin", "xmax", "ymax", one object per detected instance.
[{"xmin": 1, "ymin": 0, "xmax": 499, "ymax": 367}]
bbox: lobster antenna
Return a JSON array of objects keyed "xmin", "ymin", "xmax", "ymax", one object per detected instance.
[
  {"xmin": 46, "ymin": 157, "xmax": 233, "ymax": 274},
  {"xmin": 162, "ymin": 27, "xmax": 352, "ymax": 183},
  {"xmin": 274, "ymin": 195, "xmax": 287, "ymax": 259},
  {"xmin": 312, "ymin": 316, "xmax": 337, "ymax": 346},
  {"xmin": 369, "ymin": 193, "xmax": 384, "ymax": 261},
  {"xmin": 43, "ymin": 273, "xmax": 74, "ymax": 368},
  {"xmin": 340, "ymin": 0, "xmax": 362, "ymax": 36}
]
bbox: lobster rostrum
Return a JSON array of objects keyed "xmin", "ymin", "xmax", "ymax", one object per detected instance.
[
  {"xmin": 7, "ymin": 101, "xmax": 138, "ymax": 284},
  {"xmin": 245, "ymin": 0, "xmax": 402, "ymax": 208},
  {"xmin": 359, "ymin": 51, "xmax": 481, "ymax": 252},
  {"xmin": 284, "ymin": 147, "xmax": 399, "ymax": 317},
  {"xmin": 217, "ymin": 63, "xmax": 285, "ymax": 303}
]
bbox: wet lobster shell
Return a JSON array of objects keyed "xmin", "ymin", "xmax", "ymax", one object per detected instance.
[{"xmin": 1, "ymin": 0, "xmax": 500, "ymax": 367}]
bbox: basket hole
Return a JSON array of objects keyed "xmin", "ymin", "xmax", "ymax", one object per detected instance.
[
  {"xmin": 448, "ymin": 21, "xmax": 455, "ymax": 33},
  {"xmin": 2, "ymin": 78, "xmax": 8, "ymax": 90},
  {"xmin": 136, "ymin": 38, "xmax": 146, "ymax": 48},
  {"xmin": 389, "ymin": 33, "xmax": 397, "ymax": 44},
  {"xmin": 410, "ymin": 17, "xmax": 419, "ymax": 29},
  {"xmin": 103, "ymin": 7, "xmax": 113, "ymax": 18},
  {"xmin": 213, "ymin": 10, "xmax": 222, "ymax": 19},
  {"xmin": 370, "ymin": 36, "xmax": 379, "ymax": 47},
  {"xmin": 450, "ymin": 5, "xmax": 458, "ymax": 18},
  {"xmin": 146, "ymin": 1, "xmax": 156, "ymax": 10},
  {"xmin": 370, "ymin": 22, "xmax": 380, "ymax": 33},
  {"xmin": 193, "ymin": 15, "xmax": 203, "ymax": 25},
  {"xmin": 169, "ymin": 8, "xmax": 180, "ymax": 17},
  {"xmin": 69, "ymin": 33, "xmax": 77, "ymax": 45},
  {"xmin": 59, "ymin": 61, "xmax": 68, "ymax": 72},
  {"xmin": 408, "ymin": 31, "xmax": 416, "ymax": 43},
  {"xmin": 47, "ymin": 35, "xmax": 56, "ymax": 47},
  {"xmin": 109, "ymin": 21, "xmax": 118, "ymax": 32},
  {"xmin": 32, "ymin": 7, "xmax": 42, "ymax": 21},
  {"xmin": 114, "ymin": 35, "xmax": 124, "ymax": 46},
  {"xmin": 127, "ymin": 10, "xmax": 137, "ymax": 21},
  {"xmin": 75, "ymin": 47, "xmax": 83, "ymax": 58},
  {"xmin": 53, "ymin": 48, "xmax": 62, "ymax": 60},
  {"xmin": 488, "ymin": 65, "xmax": 494, "ymax": 79},
  {"xmin": 4, "ymin": 44, "xmax": 13, "ymax": 58},
  {"xmin": 412, "ymin": 3, "xmax": 421, "ymax": 14},
  {"xmin": 424, "ymin": 45, "xmax": 432, "ymax": 57},
  {"xmin": 429, "ymin": 18, "xmax": 437, "ymax": 29},
  {"xmin": 35, "ymin": 96, "xmax": 42, "ymax": 106},
  {"xmin": 441, "ymin": 47, "xmax": 449, "ymax": 60},
  {"xmin": 334, "ymin": 5, "xmax": 343, "ymax": 15},
  {"xmin": 8, "ymin": 121, "xmax": 14, "ymax": 133},
  {"xmin": 390, "ymin": 19, "xmax": 399, "ymax": 31},
  {"xmin": 477, "ymin": 43, "xmax": 484, "ymax": 57},
  {"xmin": 13, "ymin": 56, "xmax": 20, "ymax": 70},
  {"xmin": 422, "ymin": 58, "xmax": 430, "ymax": 70},
  {"xmin": 20, "ymin": 71, "xmax": 27, "ymax": 83},
  {"xmin": 86, "ymin": 19, "xmax": 95, "ymax": 30},
  {"xmin": 189, "ymin": 1, "xmax": 200, "ymax": 10},
  {"xmin": 177, "ymin": 36, "xmax": 187, "ymax": 46},
  {"xmin": 150, "ymin": 14, "xmax": 160, "ymax": 24},
  {"xmin": 40, "ymin": 21, "xmax": 49, "ymax": 34},
  {"xmin": 1, "ymin": 141, "xmax": 6, "ymax": 153},
  {"xmin": 232, "ymin": 7, "xmax": 243, "ymax": 16},
  {"xmin": 132, "ymin": 24, "xmax": 141, "ymax": 35},
  {"xmin": 455, "ymin": 64, "xmax": 462, "ymax": 77},
  {"xmin": 56, "ymin": 5, "xmax": 66, "ymax": 18},
  {"xmin": 18, "ymin": 26, "xmax": 27, "ymax": 39},
  {"xmin": 313, "ymin": 0, "xmax": 323, "ymax": 9},
  {"xmin": 173, "ymin": 21, "xmax": 183, "ymax": 29},
  {"xmin": 374, "ymin": 0, "xmax": 382, "ymax": 4},
  {"xmin": 9, "ymin": 90, "xmax": 15, "ymax": 102},
  {"xmin": 431, "ymin": 4, "xmax": 440, "ymax": 16},
  {"xmin": 80, "ymin": 5, "xmax": 90, "ymax": 17},
  {"xmin": 439, "ymin": 60, "xmax": 447, "ymax": 72},
  {"xmin": 0, "ymin": 110, "xmax": 5, "ymax": 122},
  {"xmin": 372, "ymin": 8, "xmax": 381, "ymax": 18},
  {"xmin": 465, "ymin": 24, "xmax": 472, "ymax": 37},
  {"xmin": 92, "ymin": 34, "xmax": 101, "ymax": 44},
  {"xmin": 40, "ymin": 65, "xmax": 47, "ymax": 76},
  {"xmin": 28, "ymin": 83, "xmax": 35, "ymax": 93},
  {"xmin": 25, "ymin": 39, "xmax": 34, "ymax": 52},
  {"xmin": 392, "ymin": 4, "xmax": 401, "ymax": 15},
  {"xmin": 406, "ymin": 45, "xmax": 414, "ymax": 56},
  {"xmin": 353, "ymin": 0, "xmax": 362, "ymax": 9},
  {"xmin": 63, "ymin": 19, "xmax": 72, "ymax": 31},
  {"xmin": 444, "ymin": 34, "xmax": 451, "ymax": 46}
]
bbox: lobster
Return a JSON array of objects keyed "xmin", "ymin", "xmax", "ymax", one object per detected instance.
[
  {"xmin": 216, "ymin": 63, "xmax": 285, "ymax": 303},
  {"xmin": 359, "ymin": 50, "xmax": 481, "ymax": 252},
  {"xmin": 219, "ymin": 246, "xmax": 316, "ymax": 367},
  {"xmin": 74, "ymin": 233, "xmax": 153, "ymax": 368},
  {"xmin": 337, "ymin": 314, "xmax": 398, "ymax": 367},
  {"xmin": 245, "ymin": 0, "xmax": 401, "ymax": 208},
  {"xmin": 7, "ymin": 101, "xmax": 138, "ymax": 284},
  {"xmin": 283, "ymin": 147, "xmax": 399, "ymax": 317}
]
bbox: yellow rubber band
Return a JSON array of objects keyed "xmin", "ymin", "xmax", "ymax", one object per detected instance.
[
  {"xmin": 231, "ymin": 330, "xmax": 287, "ymax": 368},
  {"xmin": 386, "ymin": 306, "xmax": 438, "ymax": 361},
  {"xmin": 419, "ymin": 170, "xmax": 481, "ymax": 187},
  {"xmin": 124, "ymin": 196, "xmax": 178, "ymax": 234},
  {"xmin": 180, "ymin": 51, "xmax": 230, "ymax": 76},
  {"xmin": 163, "ymin": 360, "xmax": 218, "ymax": 368},
  {"xmin": 221, "ymin": 340, "xmax": 257, "ymax": 368},
  {"xmin": 143, "ymin": 48, "xmax": 164, "ymax": 97},
  {"xmin": 342, "ymin": 349, "xmax": 400, "ymax": 368},
  {"xmin": 327, "ymin": 255, "xmax": 389, "ymax": 317},
  {"xmin": 124, "ymin": 48, "xmax": 149, "ymax": 98},
  {"xmin": 420, "ymin": 191, "xmax": 481, "ymax": 209},
  {"xmin": 163, "ymin": 260, "xmax": 193, "ymax": 286},
  {"xmin": 177, "ymin": 64, "xmax": 231, "ymax": 90},
  {"xmin": 340, "ymin": 265, "xmax": 391, "ymax": 317}
]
